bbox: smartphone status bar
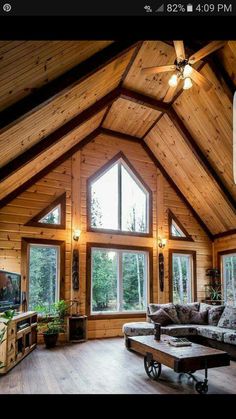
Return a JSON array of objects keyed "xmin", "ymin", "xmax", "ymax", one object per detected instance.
[{"xmin": 0, "ymin": 0, "xmax": 235, "ymax": 16}]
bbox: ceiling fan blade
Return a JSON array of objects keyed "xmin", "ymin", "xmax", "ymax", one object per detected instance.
[
  {"xmin": 173, "ymin": 41, "xmax": 185, "ymax": 61},
  {"xmin": 189, "ymin": 41, "xmax": 226, "ymax": 64},
  {"xmin": 163, "ymin": 78, "xmax": 181, "ymax": 103},
  {"xmin": 141, "ymin": 65, "xmax": 176, "ymax": 75},
  {"xmin": 190, "ymin": 67, "xmax": 213, "ymax": 91}
]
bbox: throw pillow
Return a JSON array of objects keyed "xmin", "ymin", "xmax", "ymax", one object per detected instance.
[
  {"xmin": 189, "ymin": 309, "xmax": 208, "ymax": 325},
  {"xmin": 148, "ymin": 308, "xmax": 174, "ymax": 326},
  {"xmin": 175, "ymin": 302, "xmax": 199, "ymax": 324},
  {"xmin": 148, "ymin": 303, "xmax": 180, "ymax": 324},
  {"xmin": 208, "ymin": 305, "xmax": 225, "ymax": 326},
  {"xmin": 217, "ymin": 306, "xmax": 236, "ymax": 329}
]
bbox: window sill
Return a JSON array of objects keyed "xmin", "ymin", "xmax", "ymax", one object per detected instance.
[{"xmin": 88, "ymin": 312, "xmax": 146, "ymax": 320}]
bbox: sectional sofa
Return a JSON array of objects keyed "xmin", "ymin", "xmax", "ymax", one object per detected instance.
[{"xmin": 123, "ymin": 302, "xmax": 236, "ymax": 359}]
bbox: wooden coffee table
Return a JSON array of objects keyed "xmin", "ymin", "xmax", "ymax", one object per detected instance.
[{"xmin": 128, "ymin": 335, "xmax": 230, "ymax": 393}]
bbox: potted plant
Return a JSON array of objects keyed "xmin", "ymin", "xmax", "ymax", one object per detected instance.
[{"xmin": 36, "ymin": 300, "xmax": 70, "ymax": 348}]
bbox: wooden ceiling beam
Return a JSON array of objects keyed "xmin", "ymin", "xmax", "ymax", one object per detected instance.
[
  {"xmin": 100, "ymin": 127, "xmax": 142, "ymax": 143},
  {"xmin": 0, "ymin": 41, "xmax": 138, "ymax": 131},
  {"xmin": 168, "ymin": 108, "xmax": 236, "ymax": 213},
  {"xmin": 213, "ymin": 229, "xmax": 236, "ymax": 240},
  {"xmin": 0, "ymin": 87, "xmax": 121, "ymax": 182},
  {"xmin": 0, "ymin": 128, "xmax": 101, "ymax": 210},
  {"xmin": 120, "ymin": 87, "xmax": 170, "ymax": 112}
]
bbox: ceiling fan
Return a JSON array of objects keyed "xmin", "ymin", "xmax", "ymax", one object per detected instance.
[{"xmin": 141, "ymin": 41, "xmax": 226, "ymax": 102}]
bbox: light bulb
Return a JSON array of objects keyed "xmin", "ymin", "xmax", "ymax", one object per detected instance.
[
  {"xmin": 168, "ymin": 74, "xmax": 178, "ymax": 87},
  {"xmin": 183, "ymin": 77, "xmax": 193, "ymax": 90},
  {"xmin": 183, "ymin": 64, "xmax": 193, "ymax": 78}
]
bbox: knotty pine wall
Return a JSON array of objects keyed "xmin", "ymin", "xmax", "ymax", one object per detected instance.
[
  {"xmin": 213, "ymin": 234, "xmax": 236, "ymax": 267},
  {"xmin": 0, "ymin": 134, "xmax": 212, "ymax": 339}
]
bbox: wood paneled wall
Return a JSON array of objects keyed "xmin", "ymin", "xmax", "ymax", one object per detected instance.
[
  {"xmin": 0, "ymin": 133, "xmax": 213, "ymax": 339},
  {"xmin": 0, "ymin": 160, "xmax": 72, "ymax": 302},
  {"xmin": 213, "ymin": 234, "xmax": 236, "ymax": 267}
]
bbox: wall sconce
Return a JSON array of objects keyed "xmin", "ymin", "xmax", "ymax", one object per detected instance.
[
  {"xmin": 73, "ymin": 229, "xmax": 81, "ymax": 241},
  {"xmin": 158, "ymin": 238, "xmax": 167, "ymax": 249}
]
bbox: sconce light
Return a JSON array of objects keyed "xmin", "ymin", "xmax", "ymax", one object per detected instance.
[
  {"xmin": 158, "ymin": 238, "xmax": 167, "ymax": 249},
  {"xmin": 73, "ymin": 229, "xmax": 81, "ymax": 241}
]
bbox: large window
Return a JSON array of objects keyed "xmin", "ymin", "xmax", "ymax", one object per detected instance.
[
  {"xmin": 221, "ymin": 252, "xmax": 236, "ymax": 306},
  {"xmin": 89, "ymin": 245, "xmax": 149, "ymax": 315},
  {"xmin": 169, "ymin": 250, "xmax": 196, "ymax": 304},
  {"xmin": 22, "ymin": 238, "xmax": 65, "ymax": 311},
  {"xmin": 88, "ymin": 153, "xmax": 151, "ymax": 235}
]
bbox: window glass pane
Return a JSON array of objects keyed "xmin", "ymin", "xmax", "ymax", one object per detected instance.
[
  {"xmin": 91, "ymin": 164, "xmax": 118, "ymax": 230},
  {"xmin": 121, "ymin": 165, "xmax": 147, "ymax": 233},
  {"xmin": 28, "ymin": 245, "xmax": 59, "ymax": 311},
  {"xmin": 171, "ymin": 221, "xmax": 185, "ymax": 237},
  {"xmin": 122, "ymin": 252, "xmax": 147, "ymax": 311},
  {"xmin": 91, "ymin": 249, "xmax": 118, "ymax": 313},
  {"xmin": 172, "ymin": 254, "xmax": 192, "ymax": 304},
  {"xmin": 223, "ymin": 254, "xmax": 236, "ymax": 306},
  {"xmin": 39, "ymin": 205, "xmax": 60, "ymax": 224}
]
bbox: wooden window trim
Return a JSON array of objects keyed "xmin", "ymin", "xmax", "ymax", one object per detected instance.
[
  {"xmin": 217, "ymin": 249, "xmax": 236, "ymax": 303},
  {"xmin": 168, "ymin": 249, "xmax": 197, "ymax": 302},
  {"xmin": 86, "ymin": 242, "xmax": 153, "ymax": 319},
  {"xmin": 217, "ymin": 249, "xmax": 236, "ymax": 269},
  {"xmin": 87, "ymin": 152, "xmax": 153, "ymax": 237},
  {"xmin": 25, "ymin": 192, "xmax": 66, "ymax": 229},
  {"xmin": 168, "ymin": 209, "xmax": 194, "ymax": 242},
  {"xmin": 21, "ymin": 238, "xmax": 66, "ymax": 310}
]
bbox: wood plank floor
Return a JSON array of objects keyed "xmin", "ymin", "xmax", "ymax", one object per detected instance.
[{"xmin": 0, "ymin": 337, "xmax": 236, "ymax": 394}]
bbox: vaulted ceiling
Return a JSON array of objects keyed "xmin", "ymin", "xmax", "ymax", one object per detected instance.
[{"xmin": 0, "ymin": 40, "xmax": 236, "ymax": 239}]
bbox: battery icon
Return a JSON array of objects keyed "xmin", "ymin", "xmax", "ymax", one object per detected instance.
[{"xmin": 187, "ymin": 4, "xmax": 193, "ymax": 12}]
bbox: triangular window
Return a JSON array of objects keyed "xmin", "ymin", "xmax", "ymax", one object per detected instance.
[
  {"xmin": 25, "ymin": 193, "xmax": 66, "ymax": 229},
  {"xmin": 168, "ymin": 210, "xmax": 193, "ymax": 241},
  {"xmin": 39, "ymin": 205, "xmax": 61, "ymax": 225},
  {"xmin": 88, "ymin": 152, "xmax": 151, "ymax": 235}
]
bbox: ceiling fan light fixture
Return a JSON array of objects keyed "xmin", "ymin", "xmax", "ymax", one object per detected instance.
[
  {"xmin": 168, "ymin": 74, "xmax": 178, "ymax": 87},
  {"xmin": 183, "ymin": 77, "xmax": 193, "ymax": 90},
  {"xmin": 183, "ymin": 64, "xmax": 192, "ymax": 78}
]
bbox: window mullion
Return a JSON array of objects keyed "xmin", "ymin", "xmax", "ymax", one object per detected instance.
[
  {"xmin": 118, "ymin": 162, "xmax": 122, "ymax": 231},
  {"xmin": 118, "ymin": 251, "xmax": 123, "ymax": 312}
]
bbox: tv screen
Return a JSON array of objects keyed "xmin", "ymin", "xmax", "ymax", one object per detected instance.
[{"xmin": 0, "ymin": 270, "xmax": 21, "ymax": 312}]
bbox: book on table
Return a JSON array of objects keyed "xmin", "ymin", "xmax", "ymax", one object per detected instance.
[{"xmin": 168, "ymin": 337, "xmax": 192, "ymax": 347}]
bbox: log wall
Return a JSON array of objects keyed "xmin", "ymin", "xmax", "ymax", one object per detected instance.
[{"xmin": 0, "ymin": 134, "xmax": 212, "ymax": 338}]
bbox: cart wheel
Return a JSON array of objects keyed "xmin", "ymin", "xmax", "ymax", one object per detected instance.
[
  {"xmin": 144, "ymin": 356, "xmax": 162, "ymax": 380},
  {"xmin": 195, "ymin": 381, "xmax": 208, "ymax": 394}
]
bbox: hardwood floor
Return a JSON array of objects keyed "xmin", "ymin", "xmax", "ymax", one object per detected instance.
[{"xmin": 0, "ymin": 337, "xmax": 236, "ymax": 394}]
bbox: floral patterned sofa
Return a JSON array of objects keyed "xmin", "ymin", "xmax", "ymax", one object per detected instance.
[{"xmin": 123, "ymin": 302, "xmax": 236, "ymax": 359}]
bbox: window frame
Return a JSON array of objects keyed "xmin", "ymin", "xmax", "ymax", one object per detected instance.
[
  {"xmin": 168, "ymin": 249, "xmax": 197, "ymax": 303},
  {"xmin": 25, "ymin": 193, "xmax": 66, "ymax": 229},
  {"xmin": 87, "ymin": 152, "xmax": 153, "ymax": 237},
  {"xmin": 168, "ymin": 210, "xmax": 194, "ymax": 242},
  {"xmin": 218, "ymin": 249, "xmax": 236, "ymax": 305},
  {"xmin": 86, "ymin": 242, "xmax": 153, "ymax": 319},
  {"xmin": 21, "ymin": 238, "xmax": 65, "ymax": 311}
]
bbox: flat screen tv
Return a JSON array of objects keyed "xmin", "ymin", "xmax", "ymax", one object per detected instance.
[{"xmin": 0, "ymin": 270, "xmax": 21, "ymax": 312}]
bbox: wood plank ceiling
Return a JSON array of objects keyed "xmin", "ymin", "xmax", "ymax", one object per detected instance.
[{"xmin": 0, "ymin": 40, "xmax": 235, "ymax": 238}]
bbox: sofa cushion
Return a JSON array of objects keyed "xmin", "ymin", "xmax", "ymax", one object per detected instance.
[
  {"xmin": 148, "ymin": 303, "xmax": 180, "ymax": 324},
  {"xmin": 208, "ymin": 305, "xmax": 225, "ymax": 326},
  {"xmin": 175, "ymin": 302, "xmax": 199, "ymax": 324},
  {"xmin": 223, "ymin": 331, "xmax": 236, "ymax": 346},
  {"xmin": 161, "ymin": 324, "xmax": 198, "ymax": 336},
  {"xmin": 197, "ymin": 325, "xmax": 225, "ymax": 341},
  {"xmin": 199, "ymin": 302, "xmax": 212, "ymax": 312},
  {"xmin": 189, "ymin": 309, "xmax": 208, "ymax": 325},
  {"xmin": 148, "ymin": 308, "xmax": 174, "ymax": 326},
  {"xmin": 218, "ymin": 306, "xmax": 236, "ymax": 330},
  {"xmin": 122, "ymin": 322, "xmax": 154, "ymax": 337}
]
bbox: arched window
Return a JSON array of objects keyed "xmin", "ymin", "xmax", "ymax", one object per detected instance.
[{"xmin": 88, "ymin": 153, "xmax": 151, "ymax": 235}]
